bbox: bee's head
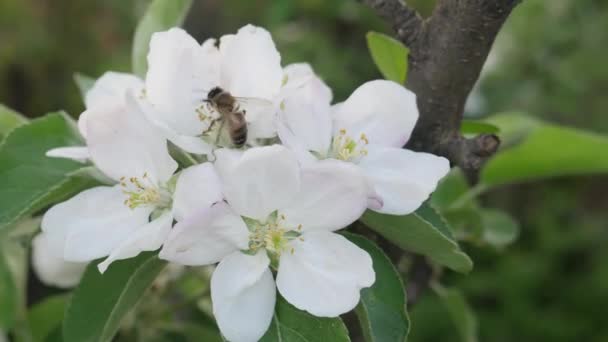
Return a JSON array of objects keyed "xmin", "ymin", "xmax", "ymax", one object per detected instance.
[{"xmin": 207, "ymin": 87, "xmax": 224, "ymax": 99}]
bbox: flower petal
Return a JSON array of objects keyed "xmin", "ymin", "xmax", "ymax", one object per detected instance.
[
  {"xmin": 32, "ymin": 232, "xmax": 87, "ymax": 288},
  {"xmin": 172, "ymin": 162, "xmax": 223, "ymax": 221},
  {"xmin": 276, "ymin": 231, "xmax": 374, "ymax": 317},
  {"xmin": 358, "ymin": 145, "xmax": 450, "ymax": 215},
  {"xmin": 280, "ymin": 159, "xmax": 368, "ymax": 232},
  {"xmin": 332, "ymin": 80, "xmax": 418, "ymax": 148},
  {"xmin": 279, "ymin": 63, "xmax": 333, "ymax": 155},
  {"xmin": 98, "ymin": 211, "xmax": 173, "ymax": 273},
  {"xmin": 45, "ymin": 146, "xmax": 90, "ymax": 163},
  {"xmin": 41, "ymin": 186, "xmax": 152, "ymax": 262},
  {"xmin": 215, "ymin": 145, "xmax": 300, "ymax": 221},
  {"xmin": 160, "ymin": 202, "xmax": 249, "ymax": 266},
  {"xmin": 211, "ymin": 251, "xmax": 275, "ymax": 342},
  {"xmin": 220, "ymin": 24, "xmax": 283, "ymax": 100},
  {"xmin": 85, "ymin": 71, "xmax": 143, "ymax": 110},
  {"xmin": 146, "ymin": 28, "xmax": 214, "ymax": 136},
  {"xmin": 86, "ymin": 92, "xmax": 177, "ymax": 183}
]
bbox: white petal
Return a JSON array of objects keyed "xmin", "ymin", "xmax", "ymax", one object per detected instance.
[
  {"xmin": 85, "ymin": 71, "xmax": 143, "ymax": 110},
  {"xmin": 276, "ymin": 120, "xmax": 319, "ymax": 166},
  {"xmin": 333, "ymin": 80, "xmax": 418, "ymax": 148},
  {"xmin": 220, "ymin": 25, "xmax": 283, "ymax": 100},
  {"xmin": 46, "ymin": 146, "xmax": 89, "ymax": 163},
  {"xmin": 279, "ymin": 63, "xmax": 333, "ymax": 155},
  {"xmin": 41, "ymin": 186, "xmax": 152, "ymax": 262},
  {"xmin": 86, "ymin": 93, "xmax": 177, "ymax": 183},
  {"xmin": 280, "ymin": 159, "xmax": 368, "ymax": 232},
  {"xmin": 98, "ymin": 211, "xmax": 173, "ymax": 273},
  {"xmin": 137, "ymin": 98, "xmax": 213, "ymax": 155},
  {"xmin": 146, "ymin": 28, "xmax": 213, "ymax": 136},
  {"xmin": 215, "ymin": 145, "xmax": 300, "ymax": 221},
  {"xmin": 358, "ymin": 145, "xmax": 450, "ymax": 215},
  {"xmin": 277, "ymin": 231, "xmax": 374, "ymax": 317},
  {"xmin": 172, "ymin": 163, "xmax": 223, "ymax": 222},
  {"xmin": 160, "ymin": 202, "xmax": 249, "ymax": 266},
  {"xmin": 211, "ymin": 251, "xmax": 275, "ymax": 342},
  {"xmin": 32, "ymin": 232, "xmax": 87, "ymax": 288}
]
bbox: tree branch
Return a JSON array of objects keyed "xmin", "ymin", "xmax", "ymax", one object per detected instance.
[
  {"xmin": 359, "ymin": 0, "xmax": 424, "ymax": 47},
  {"xmin": 364, "ymin": 0, "xmax": 520, "ymax": 182}
]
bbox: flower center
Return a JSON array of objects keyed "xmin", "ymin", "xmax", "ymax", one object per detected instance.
[
  {"xmin": 247, "ymin": 213, "xmax": 302, "ymax": 257},
  {"xmin": 330, "ymin": 129, "xmax": 369, "ymax": 162},
  {"xmin": 120, "ymin": 172, "xmax": 171, "ymax": 209}
]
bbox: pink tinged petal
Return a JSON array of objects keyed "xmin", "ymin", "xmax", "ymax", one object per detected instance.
[
  {"xmin": 215, "ymin": 145, "xmax": 300, "ymax": 221},
  {"xmin": 280, "ymin": 159, "xmax": 368, "ymax": 232},
  {"xmin": 279, "ymin": 63, "xmax": 333, "ymax": 155},
  {"xmin": 46, "ymin": 146, "xmax": 89, "ymax": 163},
  {"xmin": 145, "ymin": 28, "xmax": 208, "ymax": 136},
  {"xmin": 86, "ymin": 92, "xmax": 177, "ymax": 183},
  {"xmin": 172, "ymin": 163, "xmax": 224, "ymax": 221},
  {"xmin": 332, "ymin": 80, "xmax": 419, "ymax": 148},
  {"xmin": 358, "ymin": 145, "xmax": 450, "ymax": 215},
  {"xmin": 85, "ymin": 71, "xmax": 143, "ymax": 110},
  {"xmin": 41, "ymin": 186, "xmax": 152, "ymax": 262},
  {"xmin": 276, "ymin": 231, "xmax": 375, "ymax": 317},
  {"xmin": 211, "ymin": 251, "xmax": 276, "ymax": 342},
  {"xmin": 32, "ymin": 232, "xmax": 87, "ymax": 288},
  {"xmin": 160, "ymin": 202, "xmax": 249, "ymax": 266},
  {"xmin": 97, "ymin": 211, "xmax": 173, "ymax": 273},
  {"xmin": 220, "ymin": 24, "xmax": 283, "ymax": 100}
]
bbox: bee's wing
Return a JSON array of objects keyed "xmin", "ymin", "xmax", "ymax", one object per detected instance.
[
  {"xmin": 233, "ymin": 97, "xmax": 275, "ymax": 114},
  {"xmin": 233, "ymin": 97, "xmax": 277, "ymax": 138}
]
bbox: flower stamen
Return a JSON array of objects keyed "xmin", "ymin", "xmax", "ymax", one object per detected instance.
[
  {"xmin": 120, "ymin": 173, "xmax": 170, "ymax": 209},
  {"xmin": 247, "ymin": 213, "xmax": 302, "ymax": 257},
  {"xmin": 331, "ymin": 129, "xmax": 369, "ymax": 162}
]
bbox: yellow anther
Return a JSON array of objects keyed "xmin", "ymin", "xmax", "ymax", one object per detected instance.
[{"xmin": 120, "ymin": 173, "xmax": 168, "ymax": 210}]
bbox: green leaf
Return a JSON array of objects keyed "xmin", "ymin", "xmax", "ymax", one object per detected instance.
[
  {"xmin": 0, "ymin": 113, "xmax": 95, "ymax": 234},
  {"xmin": 28, "ymin": 294, "xmax": 70, "ymax": 342},
  {"xmin": 431, "ymin": 168, "xmax": 471, "ymax": 210},
  {"xmin": 0, "ymin": 243, "xmax": 18, "ymax": 330},
  {"xmin": 484, "ymin": 112, "xmax": 540, "ymax": 147},
  {"xmin": 0, "ymin": 232, "xmax": 31, "ymax": 340},
  {"xmin": 345, "ymin": 233, "xmax": 409, "ymax": 342},
  {"xmin": 361, "ymin": 204, "xmax": 473, "ymax": 273},
  {"xmin": 63, "ymin": 252, "xmax": 167, "ymax": 342},
  {"xmin": 481, "ymin": 115, "xmax": 608, "ymax": 187},
  {"xmin": 132, "ymin": 0, "xmax": 193, "ymax": 77},
  {"xmin": 260, "ymin": 296, "xmax": 350, "ymax": 342},
  {"xmin": 366, "ymin": 31, "xmax": 409, "ymax": 83},
  {"xmin": 434, "ymin": 286, "xmax": 478, "ymax": 342},
  {"xmin": 460, "ymin": 120, "xmax": 499, "ymax": 135},
  {"xmin": 0, "ymin": 104, "xmax": 28, "ymax": 140},
  {"xmin": 74, "ymin": 73, "xmax": 96, "ymax": 102},
  {"xmin": 479, "ymin": 209, "xmax": 519, "ymax": 247}
]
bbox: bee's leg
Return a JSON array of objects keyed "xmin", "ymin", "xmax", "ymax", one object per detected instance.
[{"xmin": 214, "ymin": 119, "xmax": 226, "ymax": 146}]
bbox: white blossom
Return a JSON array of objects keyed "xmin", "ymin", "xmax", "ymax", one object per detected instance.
[
  {"xmin": 278, "ymin": 65, "xmax": 451, "ymax": 215},
  {"xmin": 46, "ymin": 72, "xmax": 143, "ymax": 163},
  {"xmin": 31, "ymin": 231, "xmax": 86, "ymax": 288},
  {"xmin": 41, "ymin": 92, "xmax": 179, "ymax": 273},
  {"xmin": 160, "ymin": 145, "xmax": 374, "ymax": 342},
  {"xmin": 141, "ymin": 24, "xmax": 286, "ymax": 154}
]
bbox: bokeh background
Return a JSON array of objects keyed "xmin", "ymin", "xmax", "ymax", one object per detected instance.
[{"xmin": 1, "ymin": 0, "xmax": 607, "ymax": 341}]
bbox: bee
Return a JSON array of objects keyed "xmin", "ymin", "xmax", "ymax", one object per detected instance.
[{"xmin": 205, "ymin": 87, "xmax": 248, "ymax": 147}]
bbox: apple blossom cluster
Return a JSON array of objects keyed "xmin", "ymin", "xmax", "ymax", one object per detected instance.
[{"xmin": 32, "ymin": 25, "xmax": 449, "ymax": 341}]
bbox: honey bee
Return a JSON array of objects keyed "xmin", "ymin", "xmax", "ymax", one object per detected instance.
[
  {"xmin": 203, "ymin": 86, "xmax": 274, "ymax": 148},
  {"xmin": 205, "ymin": 87, "xmax": 248, "ymax": 147}
]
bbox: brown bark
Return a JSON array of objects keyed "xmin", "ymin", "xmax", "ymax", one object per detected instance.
[{"xmin": 361, "ymin": 0, "xmax": 520, "ymax": 182}]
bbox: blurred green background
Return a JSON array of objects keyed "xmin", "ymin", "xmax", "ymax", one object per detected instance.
[{"xmin": 1, "ymin": 0, "xmax": 607, "ymax": 341}]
